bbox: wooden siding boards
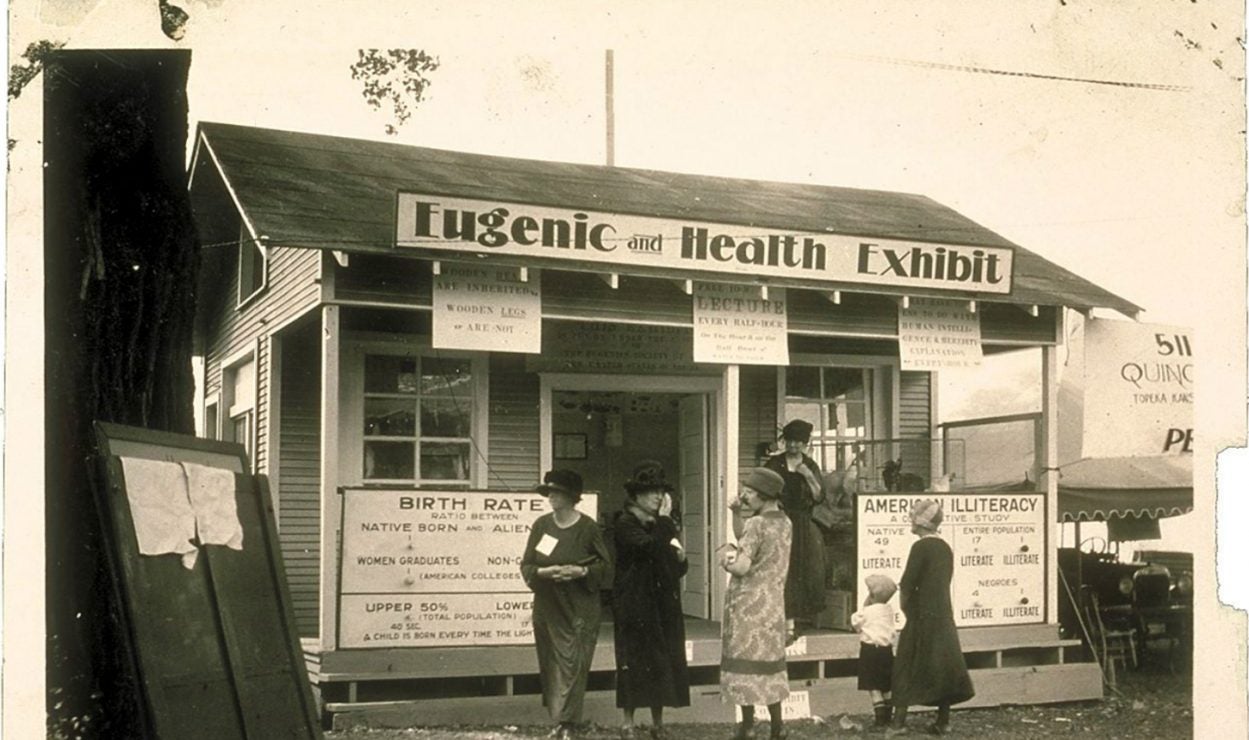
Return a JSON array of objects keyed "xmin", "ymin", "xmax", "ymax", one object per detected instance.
[
  {"xmin": 737, "ymin": 366, "xmax": 778, "ymax": 471},
  {"xmin": 486, "ymin": 354, "xmax": 541, "ymax": 492},
  {"xmin": 899, "ymin": 371, "xmax": 933, "ymax": 484},
  {"xmin": 278, "ymin": 328, "xmax": 323, "ymax": 637}
]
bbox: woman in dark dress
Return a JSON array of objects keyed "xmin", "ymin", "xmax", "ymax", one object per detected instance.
[
  {"xmin": 612, "ymin": 461, "xmax": 690, "ymax": 739},
  {"xmin": 887, "ymin": 499, "xmax": 974, "ymax": 737},
  {"xmin": 521, "ymin": 469, "xmax": 614, "ymax": 740},
  {"xmin": 764, "ymin": 419, "xmax": 827, "ymax": 640}
]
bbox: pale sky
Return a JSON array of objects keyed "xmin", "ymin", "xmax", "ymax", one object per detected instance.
[{"xmin": 5, "ymin": 2, "xmax": 1246, "ymax": 734}]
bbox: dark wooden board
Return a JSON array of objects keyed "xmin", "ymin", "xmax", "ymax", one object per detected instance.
[{"xmin": 93, "ymin": 421, "xmax": 322, "ymax": 738}]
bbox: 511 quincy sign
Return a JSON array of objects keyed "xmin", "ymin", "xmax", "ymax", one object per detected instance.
[{"xmin": 396, "ymin": 193, "xmax": 1014, "ymax": 294}]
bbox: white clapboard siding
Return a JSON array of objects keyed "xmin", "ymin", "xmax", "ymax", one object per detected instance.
[{"xmin": 485, "ymin": 354, "xmax": 540, "ymax": 492}]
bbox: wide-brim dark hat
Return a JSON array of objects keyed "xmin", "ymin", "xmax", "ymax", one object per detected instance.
[
  {"xmin": 780, "ymin": 419, "xmax": 814, "ymax": 443},
  {"xmin": 624, "ymin": 459, "xmax": 674, "ymax": 496},
  {"xmin": 535, "ymin": 468, "xmax": 584, "ymax": 497}
]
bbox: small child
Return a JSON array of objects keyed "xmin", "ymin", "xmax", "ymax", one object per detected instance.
[{"xmin": 851, "ymin": 574, "xmax": 906, "ymax": 728}]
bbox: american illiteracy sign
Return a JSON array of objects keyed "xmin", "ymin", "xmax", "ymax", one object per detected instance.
[
  {"xmin": 338, "ymin": 489, "xmax": 598, "ymax": 648},
  {"xmin": 396, "ymin": 193, "xmax": 1014, "ymax": 294},
  {"xmin": 856, "ymin": 493, "xmax": 1045, "ymax": 627}
]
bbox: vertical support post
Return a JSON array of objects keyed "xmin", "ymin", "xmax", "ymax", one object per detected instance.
[
  {"xmin": 1041, "ymin": 338, "xmax": 1060, "ymax": 625},
  {"xmin": 319, "ymin": 304, "xmax": 342, "ymax": 651},
  {"xmin": 267, "ymin": 333, "xmax": 283, "ymax": 520},
  {"xmin": 605, "ymin": 49, "xmax": 615, "ymax": 167},
  {"xmin": 715, "ymin": 364, "xmax": 740, "ymax": 622}
]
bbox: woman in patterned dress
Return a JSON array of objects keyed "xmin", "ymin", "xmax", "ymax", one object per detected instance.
[
  {"xmin": 521, "ymin": 469, "xmax": 614, "ymax": 740},
  {"xmin": 720, "ymin": 467, "xmax": 793, "ymax": 740}
]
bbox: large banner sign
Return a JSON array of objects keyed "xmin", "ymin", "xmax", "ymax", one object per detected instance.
[
  {"xmin": 396, "ymin": 193, "xmax": 1014, "ymax": 294},
  {"xmin": 432, "ymin": 263, "xmax": 542, "ymax": 353},
  {"xmin": 693, "ymin": 284, "xmax": 789, "ymax": 365},
  {"xmin": 857, "ymin": 493, "xmax": 1045, "ymax": 627},
  {"xmin": 897, "ymin": 298, "xmax": 983, "ymax": 371},
  {"xmin": 1082, "ymin": 319, "xmax": 1193, "ymax": 457},
  {"xmin": 339, "ymin": 489, "xmax": 597, "ymax": 648}
]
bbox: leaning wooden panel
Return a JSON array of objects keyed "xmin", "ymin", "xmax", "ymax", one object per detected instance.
[{"xmin": 93, "ymin": 421, "xmax": 323, "ymax": 739}]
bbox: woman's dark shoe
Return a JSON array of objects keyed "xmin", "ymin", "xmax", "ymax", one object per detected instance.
[
  {"xmin": 730, "ymin": 722, "xmax": 753, "ymax": 740},
  {"xmin": 769, "ymin": 729, "xmax": 788, "ymax": 740},
  {"xmin": 650, "ymin": 727, "xmax": 669, "ymax": 740},
  {"xmin": 922, "ymin": 723, "xmax": 948, "ymax": 736}
]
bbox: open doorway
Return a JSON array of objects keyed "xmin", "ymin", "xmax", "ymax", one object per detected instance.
[{"xmin": 542, "ymin": 377, "xmax": 718, "ymax": 620}]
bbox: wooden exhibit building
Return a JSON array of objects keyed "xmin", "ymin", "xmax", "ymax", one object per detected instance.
[{"xmin": 187, "ymin": 123, "xmax": 1140, "ymax": 728}]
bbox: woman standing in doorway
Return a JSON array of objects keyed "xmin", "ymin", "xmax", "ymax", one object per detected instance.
[
  {"xmin": 720, "ymin": 468, "xmax": 792, "ymax": 740},
  {"xmin": 521, "ymin": 469, "xmax": 613, "ymax": 740},
  {"xmin": 612, "ymin": 461, "xmax": 690, "ymax": 739},
  {"xmin": 765, "ymin": 419, "xmax": 827, "ymax": 641},
  {"xmin": 887, "ymin": 499, "xmax": 974, "ymax": 737}
]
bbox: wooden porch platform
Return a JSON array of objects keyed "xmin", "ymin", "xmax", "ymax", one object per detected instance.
[{"xmin": 302, "ymin": 621, "xmax": 1102, "ymax": 729}]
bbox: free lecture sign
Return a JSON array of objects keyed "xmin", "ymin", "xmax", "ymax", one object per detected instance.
[
  {"xmin": 339, "ymin": 489, "xmax": 597, "ymax": 647},
  {"xmin": 432, "ymin": 263, "xmax": 542, "ymax": 353},
  {"xmin": 856, "ymin": 493, "xmax": 1045, "ymax": 627},
  {"xmin": 396, "ymin": 192, "xmax": 1014, "ymax": 294},
  {"xmin": 692, "ymin": 284, "xmax": 789, "ymax": 366}
]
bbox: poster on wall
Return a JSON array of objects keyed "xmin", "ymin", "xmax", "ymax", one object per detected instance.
[
  {"xmin": 856, "ymin": 493, "xmax": 1045, "ymax": 626},
  {"xmin": 527, "ymin": 321, "xmax": 699, "ymax": 374},
  {"xmin": 338, "ymin": 489, "xmax": 598, "ymax": 647},
  {"xmin": 897, "ymin": 298, "xmax": 983, "ymax": 371},
  {"xmin": 1081, "ymin": 319, "xmax": 1193, "ymax": 457},
  {"xmin": 432, "ymin": 263, "xmax": 542, "ymax": 353},
  {"xmin": 692, "ymin": 283, "xmax": 789, "ymax": 365}
]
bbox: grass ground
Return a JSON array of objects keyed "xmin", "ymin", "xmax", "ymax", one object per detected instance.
[{"xmin": 328, "ymin": 645, "xmax": 1191, "ymax": 740}]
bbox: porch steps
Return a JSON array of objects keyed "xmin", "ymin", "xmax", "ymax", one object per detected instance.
[{"xmin": 303, "ymin": 623, "xmax": 1101, "ymax": 728}]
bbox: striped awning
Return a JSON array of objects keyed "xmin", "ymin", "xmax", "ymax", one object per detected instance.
[{"xmin": 1058, "ymin": 455, "xmax": 1193, "ymax": 522}]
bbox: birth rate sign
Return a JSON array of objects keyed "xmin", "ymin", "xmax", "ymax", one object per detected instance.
[{"xmin": 338, "ymin": 489, "xmax": 597, "ymax": 648}]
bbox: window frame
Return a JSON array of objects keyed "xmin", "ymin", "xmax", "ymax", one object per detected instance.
[
  {"xmin": 343, "ymin": 337, "xmax": 489, "ymax": 489},
  {"xmin": 776, "ymin": 354, "xmax": 899, "ymax": 475},
  {"xmin": 221, "ymin": 343, "xmax": 259, "ymax": 472},
  {"xmin": 236, "ymin": 222, "xmax": 268, "ymax": 308}
]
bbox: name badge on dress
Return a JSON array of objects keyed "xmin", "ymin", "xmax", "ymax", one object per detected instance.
[{"xmin": 535, "ymin": 533, "xmax": 559, "ymax": 556}]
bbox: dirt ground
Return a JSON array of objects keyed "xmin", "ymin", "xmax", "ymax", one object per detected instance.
[{"xmin": 328, "ymin": 649, "xmax": 1191, "ymax": 740}]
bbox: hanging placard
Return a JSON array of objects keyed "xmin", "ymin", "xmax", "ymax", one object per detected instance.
[
  {"xmin": 432, "ymin": 264, "xmax": 542, "ymax": 353},
  {"xmin": 692, "ymin": 283, "xmax": 789, "ymax": 365},
  {"xmin": 897, "ymin": 298, "xmax": 982, "ymax": 371}
]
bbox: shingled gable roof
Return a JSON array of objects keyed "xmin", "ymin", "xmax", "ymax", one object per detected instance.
[{"xmin": 189, "ymin": 122, "xmax": 1140, "ymax": 316}]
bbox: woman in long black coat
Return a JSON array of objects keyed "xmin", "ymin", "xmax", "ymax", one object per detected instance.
[
  {"xmin": 888, "ymin": 499, "xmax": 974, "ymax": 737},
  {"xmin": 765, "ymin": 419, "xmax": 827, "ymax": 640},
  {"xmin": 613, "ymin": 461, "xmax": 690, "ymax": 739}
]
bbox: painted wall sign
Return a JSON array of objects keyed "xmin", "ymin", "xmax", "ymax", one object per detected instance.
[
  {"xmin": 526, "ymin": 322, "xmax": 703, "ymax": 374},
  {"xmin": 856, "ymin": 493, "xmax": 1045, "ymax": 627},
  {"xmin": 396, "ymin": 193, "xmax": 1014, "ymax": 294},
  {"xmin": 1081, "ymin": 319, "xmax": 1194, "ymax": 457},
  {"xmin": 897, "ymin": 298, "xmax": 983, "ymax": 371},
  {"xmin": 432, "ymin": 263, "xmax": 542, "ymax": 353},
  {"xmin": 693, "ymin": 284, "xmax": 789, "ymax": 365},
  {"xmin": 338, "ymin": 489, "xmax": 598, "ymax": 647}
]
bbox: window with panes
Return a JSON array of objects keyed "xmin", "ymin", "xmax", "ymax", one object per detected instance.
[
  {"xmin": 362, "ymin": 354, "xmax": 474, "ymax": 485},
  {"xmin": 783, "ymin": 366, "xmax": 874, "ymax": 473}
]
